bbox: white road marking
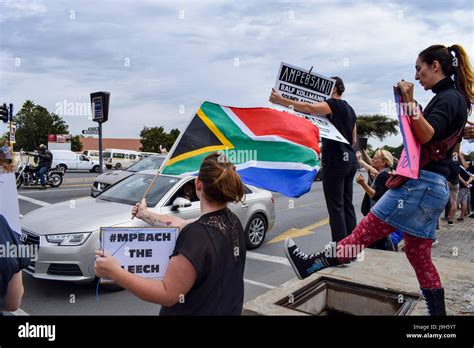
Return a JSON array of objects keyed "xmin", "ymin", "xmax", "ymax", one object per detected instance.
[
  {"xmin": 244, "ymin": 278, "xmax": 276, "ymax": 290},
  {"xmin": 19, "ymin": 187, "xmax": 90, "ymax": 194},
  {"xmin": 17, "ymin": 195, "xmax": 51, "ymax": 207},
  {"xmin": 10, "ymin": 308, "xmax": 30, "ymax": 316},
  {"xmin": 246, "ymin": 251, "xmax": 290, "ymax": 266}
]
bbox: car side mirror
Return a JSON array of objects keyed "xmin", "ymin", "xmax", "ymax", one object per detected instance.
[{"xmin": 171, "ymin": 197, "xmax": 192, "ymax": 211}]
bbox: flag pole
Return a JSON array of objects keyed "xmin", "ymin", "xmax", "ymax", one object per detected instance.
[{"xmin": 132, "ymin": 102, "xmax": 202, "ymax": 219}]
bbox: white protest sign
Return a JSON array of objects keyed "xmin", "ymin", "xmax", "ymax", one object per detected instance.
[
  {"xmin": 100, "ymin": 227, "xmax": 178, "ymax": 283},
  {"xmin": 0, "ymin": 173, "xmax": 21, "ymax": 235},
  {"xmin": 273, "ymin": 62, "xmax": 349, "ymax": 144}
]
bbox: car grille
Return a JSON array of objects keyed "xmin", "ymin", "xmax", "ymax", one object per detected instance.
[
  {"xmin": 20, "ymin": 229, "xmax": 40, "ymax": 247},
  {"xmin": 47, "ymin": 264, "xmax": 83, "ymax": 276},
  {"xmin": 20, "ymin": 229, "xmax": 39, "ymax": 273}
]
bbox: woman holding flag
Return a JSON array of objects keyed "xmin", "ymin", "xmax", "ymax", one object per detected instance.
[
  {"xmin": 95, "ymin": 153, "xmax": 247, "ymax": 315},
  {"xmin": 284, "ymin": 44, "xmax": 472, "ymax": 316}
]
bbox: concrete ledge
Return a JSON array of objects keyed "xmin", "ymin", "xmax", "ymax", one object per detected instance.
[{"xmin": 243, "ymin": 249, "xmax": 474, "ymax": 316}]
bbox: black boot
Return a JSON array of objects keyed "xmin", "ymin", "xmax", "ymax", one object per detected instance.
[{"xmin": 421, "ymin": 288, "xmax": 446, "ymax": 316}]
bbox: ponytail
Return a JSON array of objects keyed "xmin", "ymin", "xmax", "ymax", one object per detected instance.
[
  {"xmin": 419, "ymin": 44, "xmax": 473, "ymax": 114},
  {"xmin": 448, "ymin": 45, "xmax": 473, "ymax": 114}
]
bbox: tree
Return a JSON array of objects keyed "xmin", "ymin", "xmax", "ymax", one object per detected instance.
[
  {"xmin": 12, "ymin": 100, "xmax": 69, "ymax": 151},
  {"xmin": 356, "ymin": 114, "xmax": 399, "ymax": 141},
  {"xmin": 140, "ymin": 126, "xmax": 180, "ymax": 153},
  {"xmin": 71, "ymin": 135, "xmax": 83, "ymax": 152},
  {"xmin": 381, "ymin": 144, "xmax": 403, "ymax": 161}
]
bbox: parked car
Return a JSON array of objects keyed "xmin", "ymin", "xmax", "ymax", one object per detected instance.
[
  {"xmin": 91, "ymin": 155, "xmax": 166, "ymax": 197},
  {"xmin": 51, "ymin": 150, "xmax": 101, "ymax": 173},
  {"xmin": 103, "ymin": 149, "xmax": 140, "ymax": 170},
  {"xmin": 19, "ymin": 170, "xmax": 275, "ymax": 283}
]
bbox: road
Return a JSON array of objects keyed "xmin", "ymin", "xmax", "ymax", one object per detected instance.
[{"xmin": 15, "ymin": 171, "xmax": 366, "ymax": 315}]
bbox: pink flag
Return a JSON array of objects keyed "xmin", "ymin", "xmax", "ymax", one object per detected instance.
[{"xmin": 394, "ymin": 88, "xmax": 420, "ymax": 179}]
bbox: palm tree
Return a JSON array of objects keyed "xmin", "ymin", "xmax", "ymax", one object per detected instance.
[{"xmin": 356, "ymin": 114, "xmax": 399, "ymax": 141}]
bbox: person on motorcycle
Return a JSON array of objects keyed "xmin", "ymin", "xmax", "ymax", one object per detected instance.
[{"xmin": 35, "ymin": 144, "xmax": 53, "ymax": 190}]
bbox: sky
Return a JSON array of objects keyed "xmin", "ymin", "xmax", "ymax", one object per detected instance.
[{"xmin": 0, "ymin": 0, "xmax": 473, "ymax": 149}]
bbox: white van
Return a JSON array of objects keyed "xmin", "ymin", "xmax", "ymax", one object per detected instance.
[
  {"xmin": 82, "ymin": 150, "xmax": 101, "ymax": 161},
  {"xmin": 51, "ymin": 150, "xmax": 101, "ymax": 173},
  {"xmin": 139, "ymin": 151, "xmax": 160, "ymax": 158},
  {"xmin": 103, "ymin": 149, "xmax": 140, "ymax": 169}
]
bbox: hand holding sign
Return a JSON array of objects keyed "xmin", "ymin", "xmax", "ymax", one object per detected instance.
[{"xmin": 94, "ymin": 250, "xmax": 122, "ymax": 280}]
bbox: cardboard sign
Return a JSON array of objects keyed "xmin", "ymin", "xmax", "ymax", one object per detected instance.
[
  {"xmin": 272, "ymin": 62, "xmax": 348, "ymax": 144},
  {"xmin": 100, "ymin": 226, "xmax": 178, "ymax": 283},
  {"xmin": 394, "ymin": 87, "xmax": 420, "ymax": 179},
  {"xmin": 275, "ymin": 62, "xmax": 336, "ymax": 103}
]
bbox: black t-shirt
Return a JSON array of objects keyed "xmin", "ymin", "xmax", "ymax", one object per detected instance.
[
  {"xmin": 0, "ymin": 215, "xmax": 30, "ymax": 309},
  {"xmin": 321, "ymin": 99, "xmax": 357, "ymax": 168},
  {"xmin": 361, "ymin": 170, "xmax": 390, "ymax": 216},
  {"xmin": 447, "ymin": 160, "xmax": 460, "ymax": 185},
  {"xmin": 159, "ymin": 208, "xmax": 246, "ymax": 315},
  {"xmin": 423, "ymin": 78, "xmax": 468, "ymax": 177}
]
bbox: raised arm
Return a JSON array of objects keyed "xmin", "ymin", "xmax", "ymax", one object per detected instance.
[
  {"xmin": 132, "ymin": 199, "xmax": 198, "ymax": 230},
  {"xmin": 269, "ymin": 88, "xmax": 332, "ymax": 116}
]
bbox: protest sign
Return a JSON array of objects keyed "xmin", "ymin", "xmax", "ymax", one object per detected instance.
[
  {"xmin": 100, "ymin": 226, "xmax": 178, "ymax": 283},
  {"xmin": 0, "ymin": 173, "xmax": 21, "ymax": 235},
  {"xmin": 393, "ymin": 87, "xmax": 420, "ymax": 179},
  {"xmin": 272, "ymin": 62, "xmax": 348, "ymax": 144},
  {"xmin": 274, "ymin": 62, "xmax": 335, "ymax": 103}
]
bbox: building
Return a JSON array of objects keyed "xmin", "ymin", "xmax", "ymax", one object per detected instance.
[{"xmin": 80, "ymin": 137, "xmax": 142, "ymax": 152}]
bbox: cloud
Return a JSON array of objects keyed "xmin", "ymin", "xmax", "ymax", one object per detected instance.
[{"xmin": 0, "ymin": 0, "xmax": 472, "ymax": 149}]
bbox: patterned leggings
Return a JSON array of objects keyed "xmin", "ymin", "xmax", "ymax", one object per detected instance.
[{"xmin": 337, "ymin": 212, "xmax": 442, "ymax": 289}]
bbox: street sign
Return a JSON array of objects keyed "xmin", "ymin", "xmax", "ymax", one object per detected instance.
[
  {"xmin": 82, "ymin": 130, "xmax": 99, "ymax": 135},
  {"xmin": 88, "ymin": 127, "xmax": 99, "ymax": 131}
]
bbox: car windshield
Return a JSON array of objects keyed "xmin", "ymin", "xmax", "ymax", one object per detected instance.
[
  {"xmin": 127, "ymin": 157, "xmax": 165, "ymax": 172},
  {"xmin": 103, "ymin": 152, "xmax": 111, "ymax": 159},
  {"xmin": 98, "ymin": 174, "xmax": 179, "ymax": 206}
]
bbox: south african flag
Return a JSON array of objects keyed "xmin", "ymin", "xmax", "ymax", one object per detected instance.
[{"xmin": 162, "ymin": 101, "xmax": 320, "ymax": 197}]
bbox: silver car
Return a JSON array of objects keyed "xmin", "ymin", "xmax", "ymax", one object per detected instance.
[
  {"xmin": 20, "ymin": 170, "xmax": 275, "ymax": 283},
  {"xmin": 91, "ymin": 155, "xmax": 166, "ymax": 197}
]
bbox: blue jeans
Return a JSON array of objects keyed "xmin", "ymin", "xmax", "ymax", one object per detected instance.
[
  {"xmin": 371, "ymin": 170, "xmax": 449, "ymax": 240},
  {"xmin": 38, "ymin": 166, "xmax": 49, "ymax": 186}
]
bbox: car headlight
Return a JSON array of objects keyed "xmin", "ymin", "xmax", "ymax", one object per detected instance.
[{"xmin": 46, "ymin": 232, "xmax": 91, "ymax": 246}]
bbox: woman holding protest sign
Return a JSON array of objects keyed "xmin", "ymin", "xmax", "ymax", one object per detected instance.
[
  {"xmin": 284, "ymin": 44, "xmax": 472, "ymax": 316},
  {"xmin": 270, "ymin": 76, "xmax": 358, "ymax": 242},
  {"xmin": 95, "ymin": 153, "xmax": 247, "ymax": 315}
]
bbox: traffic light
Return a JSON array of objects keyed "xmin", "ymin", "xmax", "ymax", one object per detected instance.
[{"xmin": 0, "ymin": 103, "xmax": 8, "ymax": 123}]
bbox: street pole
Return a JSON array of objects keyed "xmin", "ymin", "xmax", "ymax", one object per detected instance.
[
  {"xmin": 99, "ymin": 122, "xmax": 103, "ymax": 174},
  {"xmin": 8, "ymin": 104, "xmax": 13, "ymax": 157}
]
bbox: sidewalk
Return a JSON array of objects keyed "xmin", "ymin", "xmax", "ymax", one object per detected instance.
[{"xmin": 433, "ymin": 217, "xmax": 473, "ymax": 263}]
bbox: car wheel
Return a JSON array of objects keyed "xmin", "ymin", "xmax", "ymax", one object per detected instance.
[
  {"xmin": 245, "ymin": 213, "xmax": 267, "ymax": 249},
  {"xmin": 58, "ymin": 164, "xmax": 67, "ymax": 173},
  {"xmin": 92, "ymin": 165, "xmax": 100, "ymax": 173},
  {"xmin": 115, "ymin": 163, "xmax": 122, "ymax": 170}
]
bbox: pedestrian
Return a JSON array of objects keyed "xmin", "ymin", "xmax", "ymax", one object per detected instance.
[
  {"xmin": 445, "ymin": 155, "xmax": 460, "ymax": 224},
  {"xmin": 94, "ymin": 153, "xmax": 247, "ymax": 315},
  {"xmin": 270, "ymin": 76, "xmax": 358, "ymax": 242},
  {"xmin": 466, "ymin": 160, "xmax": 474, "ymax": 218},
  {"xmin": 457, "ymin": 162, "xmax": 473, "ymax": 221},
  {"xmin": 284, "ymin": 44, "xmax": 472, "ymax": 316}
]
